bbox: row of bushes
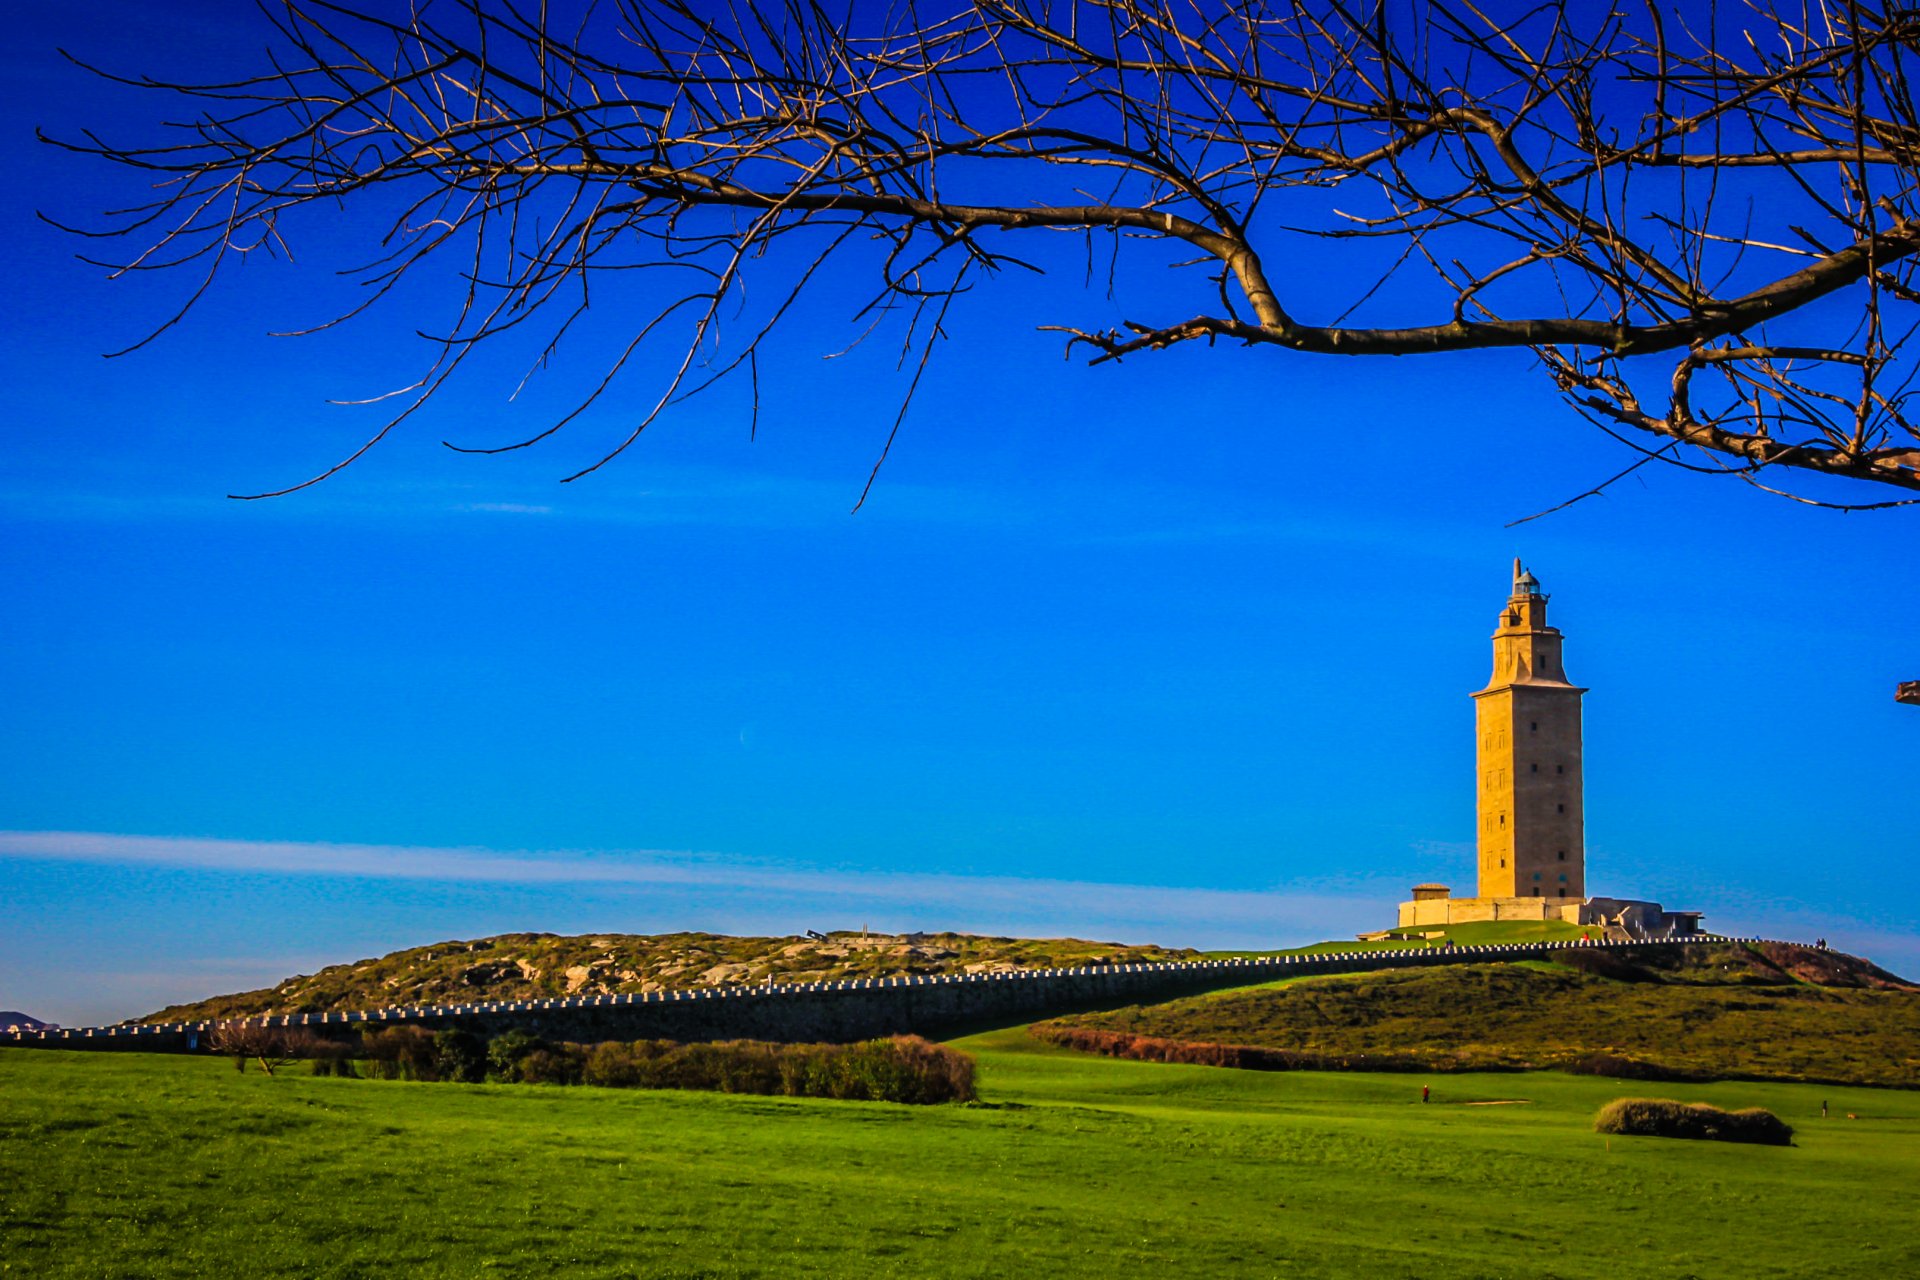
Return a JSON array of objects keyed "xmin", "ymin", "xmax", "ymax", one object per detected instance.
[
  {"xmin": 1594, "ymin": 1097, "xmax": 1794, "ymax": 1145},
  {"xmin": 1561, "ymin": 1052, "xmax": 1703, "ymax": 1082},
  {"xmin": 1030, "ymin": 1024, "xmax": 1440, "ymax": 1073},
  {"xmin": 217, "ymin": 1024, "xmax": 975, "ymax": 1103}
]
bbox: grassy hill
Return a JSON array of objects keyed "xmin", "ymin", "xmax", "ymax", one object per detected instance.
[
  {"xmin": 139, "ymin": 931, "xmax": 1202, "ymax": 1023},
  {"xmin": 4, "ymin": 1028, "xmax": 1917, "ymax": 1277},
  {"xmin": 140, "ymin": 918, "xmax": 1699, "ymax": 1025},
  {"xmin": 1040, "ymin": 941, "xmax": 1920, "ymax": 1088}
]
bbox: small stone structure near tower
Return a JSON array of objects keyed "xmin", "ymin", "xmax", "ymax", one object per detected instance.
[{"xmin": 1390, "ymin": 563, "xmax": 1702, "ymax": 939}]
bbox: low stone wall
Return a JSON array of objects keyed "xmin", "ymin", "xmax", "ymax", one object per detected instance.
[{"xmin": 2, "ymin": 936, "xmax": 1751, "ymax": 1055}]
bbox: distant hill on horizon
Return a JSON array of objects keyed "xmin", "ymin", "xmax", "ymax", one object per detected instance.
[
  {"xmin": 1, "ymin": 1012, "xmax": 52, "ymax": 1031},
  {"xmin": 139, "ymin": 930, "xmax": 1204, "ymax": 1024}
]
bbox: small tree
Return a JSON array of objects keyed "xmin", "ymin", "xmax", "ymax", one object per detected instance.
[{"xmin": 208, "ymin": 1021, "xmax": 300, "ymax": 1075}]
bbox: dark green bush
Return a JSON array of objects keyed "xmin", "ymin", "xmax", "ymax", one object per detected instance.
[
  {"xmin": 515, "ymin": 1046, "xmax": 588, "ymax": 1085},
  {"xmin": 340, "ymin": 1028, "xmax": 973, "ymax": 1103},
  {"xmin": 582, "ymin": 1041, "xmax": 644, "ymax": 1088},
  {"xmin": 308, "ymin": 1043, "xmax": 359, "ymax": 1077},
  {"xmin": 433, "ymin": 1029, "xmax": 488, "ymax": 1083},
  {"xmin": 506, "ymin": 1035, "xmax": 972, "ymax": 1103},
  {"xmin": 1594, "ymin": 1097, "xmax": 1793, "ymax": 1145},
  {"xmin": 486, "ymin": 1029, "xmax": 547, "ymax": 1081},
  {"xmin": 360, "ymin": 1025, "xmax": 438, "ymax": 1080}
]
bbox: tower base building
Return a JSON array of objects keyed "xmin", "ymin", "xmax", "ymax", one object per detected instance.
[{"xmin": 1393, "ymin": 887, "xmax": 1700, "ymax": 937}]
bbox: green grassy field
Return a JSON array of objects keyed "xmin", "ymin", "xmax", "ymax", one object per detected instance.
[
  {"xmin": 1202, "ymin": 920, "xmax": 1595, "ymax": 958},
  {"xmin": 4, "ymin": 1028, "xmax": 1917, "ymax": 1278}
]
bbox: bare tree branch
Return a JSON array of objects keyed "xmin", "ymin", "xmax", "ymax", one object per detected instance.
[{"xmin": 45, "ymin": 0, "xmax": 1920, "ymax": 500}]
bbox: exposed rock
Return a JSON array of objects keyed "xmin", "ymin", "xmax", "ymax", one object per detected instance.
[{"xmin": 459, "ymin": 961, "xmax": 523, "ymax": 987}]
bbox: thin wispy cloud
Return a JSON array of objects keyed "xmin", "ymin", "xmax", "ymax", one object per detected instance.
[
  {"xmin": 0, "ymin": 830, "xmax": 1376, "ymax": 938},
  {"xmin": 457, "ymin": 502, "xmax": 555, "ymax": 515}
]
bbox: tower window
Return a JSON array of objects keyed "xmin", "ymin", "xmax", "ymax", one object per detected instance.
[
  {"xmin": 1499, "ymin": 859, "xmax": 1506, "ymax": 868},
  {"xmin": 1556, "ymin": 765, "xmax": 1564, "ymax": 774},
  {"xmin": 1499, "ymin": 814, "xmax": 1505, "ymax": 826},
  {"xmin": 1530, "ymin": 721, "xmax": 1538, "ymax": 731},
  {"xmin": 1557, "ymin": 803, "xmax": 1565, "ymax": 813},
  {"xmin": 1531, "ymin": 763, "xmax": 1538, "ymax": 773},
  {"xmin": 1558, "ymin": 851, "xmax": 1566, "ymax": 861}
]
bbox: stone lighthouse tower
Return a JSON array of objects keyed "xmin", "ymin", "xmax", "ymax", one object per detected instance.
[
  {"xmin": 1384, "ymin": 565, "xmax": 1706, "ymax": 937},
  {"xmin": 1472, "ymin": 560, "xmax": 1585, "ymax": 901}
]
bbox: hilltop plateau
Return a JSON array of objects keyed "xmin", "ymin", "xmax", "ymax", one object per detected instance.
[
  {"xmin": 1040, "ymin": 941, "xmax": 1920, "ymax": 1088},
  {"xmin": 139, "ymin": 930, "xmax": 1201, "ymax": 1023}
]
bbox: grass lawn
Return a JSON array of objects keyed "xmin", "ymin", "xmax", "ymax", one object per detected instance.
[
  {"xmin": 1201, "ymin": 920, "xmax": 1596, "ymax": 959},
  {"xmin": 3, "ymin": 1031, "xmax": 1916, "ymax": 1279}
]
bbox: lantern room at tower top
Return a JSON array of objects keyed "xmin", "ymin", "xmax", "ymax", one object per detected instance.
[{"xmin": 1377, "ymin": 563, "xmax": 1703, "ymax": 940}]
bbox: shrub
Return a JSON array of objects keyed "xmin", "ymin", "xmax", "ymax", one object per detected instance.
[
  {"xmin": 360, "ymin": 1025, "xmax": 439, "ymax": 1081},
  {"xmin": 582, "ymin": 1041, "xmax": 644, "ymax": 1089},
  {"xmin": 1562, "ymin": 1053, "xmax": 1697, "ymax": 1082},
  {"xmin": 823, "ymin": 1037, "xmax": 976, "ymax": 1104},
  {"xmin": 486, "ymin": 1029, "xmax": 546, "ymax": 1081},
  {"xmin": 515, "ymin": 1045, "xmax": 588, "ymax": 1085},
  {"xmin": 504, "ymin": 1034, "xmax": 972, "ymax": 1102},
  {"xmin": 340, "ymin": 1028, "xmax": 974, "ymax": 1103},
  {"xmin": 1030, "ymin": 1024, "xmax": 1432, "ymax": 1074},
  {"xmin": 433, "ymin": 1029, "xmax": 489, "ymax": 1084},
  {"xmin": 1594, "ymin": 1098, "xmax": 1794, "ymax": 1146},
  {"xmin": 308, "ymin": 1040, "xmax": 360, "ymax": 1078}
]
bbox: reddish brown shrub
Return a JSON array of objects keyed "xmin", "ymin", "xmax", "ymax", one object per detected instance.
[{"xmin": 1030, "ymin": 1023, "xmax": 1433, "ymax": 1073}]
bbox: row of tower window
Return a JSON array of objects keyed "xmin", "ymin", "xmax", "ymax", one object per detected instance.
[
  {"xmin": 1483, "ymin": 767, "xmax": 1569, "ymax": 782},
  {"xmin": 1489, "ymin": 804, "xmax": 1569, "ymax": 824},
  {"xmin": 1496, "ymin": 853, "xmax": 1571, "ymax": 866}
]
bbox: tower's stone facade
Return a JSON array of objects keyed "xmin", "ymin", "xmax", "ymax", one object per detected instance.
[{"xmin": 1471, "ymin": 561, "xmax": 1585, "ymax": 901}]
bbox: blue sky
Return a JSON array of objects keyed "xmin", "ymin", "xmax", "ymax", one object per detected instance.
[{"xmin": 4, "ymin": 3, "xmax": 1916, "ymax": 1025}]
